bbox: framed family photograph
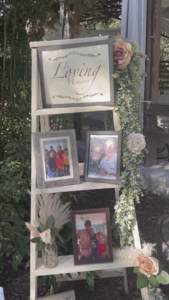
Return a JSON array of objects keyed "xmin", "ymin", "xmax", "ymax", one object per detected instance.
[
  {"xmin": 33, "ymin": 129, "xmax": 80, "ymax": 189},
  {"xmin": 37, "ymin": 290, "xmax": 76, "ymax": 300},
  {"xmin": 37, "ymin": 39, "xmax": 114, "ymax": 108},
  {"xmin": 84, "ymin": 131, "xmax": 122, "ymax": 185},
  {"xmin": 71, "ymin": 208, "xmax": 113, "ymax": 265}
]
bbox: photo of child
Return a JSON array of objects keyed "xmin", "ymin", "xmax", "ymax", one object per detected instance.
[
  {"xmin": 75, "ymin": 211, "xmax": 110, "ymax": 263},
  {"xmin": 40, "ymin": 137, "xmax": 73, "ymax": 182}
]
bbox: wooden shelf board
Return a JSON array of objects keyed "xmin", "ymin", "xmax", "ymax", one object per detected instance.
[
  {"xmin": 34, "ymin": 254, "xmax": 136, "ymax": 276},
  {"xmin": 35, "ymin": 177, "xmax": 118, "ymax": 194},
  {"xmin": 34, "ymin": 106, "xmax": 114, "ymax": 116}
]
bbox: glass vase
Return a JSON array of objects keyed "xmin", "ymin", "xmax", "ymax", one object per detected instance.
[{"xmin": 42, "ymin": 241, "xmax": 58, "ymax": 268}]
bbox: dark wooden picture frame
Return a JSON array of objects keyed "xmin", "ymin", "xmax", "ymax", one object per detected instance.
[
  {"xmin": 33, "ymin": 129, "xmax": 80, "ymax": 189},
  {"xmin": 84, "ymin": 131, "xmax": 122, "ymax": 185},
  {"xmin": 37, "ymin": 39, "xmax": 114, "ymax": 108},
  {"xmin": 71, "ymin": 208, "xmax": 113, "ymax": 265}
]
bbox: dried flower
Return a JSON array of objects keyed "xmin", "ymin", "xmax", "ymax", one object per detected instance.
[
  {"xmin": 32, "ymin": 231, "xmax": 40, "ymax": 238},
  {"xmin": 25, "ymin": 222, "xmax": 36, "ymax": 232},
  {"xmin": 32, "ymin": 219, "xmax": 40, "ymax": 228},
  {"xmin": 113, "ymin": 38, "xmax": 133, "ymax": 69}
]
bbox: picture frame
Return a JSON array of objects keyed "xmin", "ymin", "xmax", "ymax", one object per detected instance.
[
  {"xmin": 84, "ymin": 131, "xmax": 122, "ymax": 185},
  {"xmin": 36, "ymin": 290, "xmax": 76, "ymax": 300},
  {"xmin": 37, "ymin": 39, "xmax": 114, "ymax": 108},
  {"xmin": 33, "ymin": 129, "xmax": 80, "ymax": 189},
  {"xmin": 71, "ymin": 208, "xmax": 113, "ymax": 265}
]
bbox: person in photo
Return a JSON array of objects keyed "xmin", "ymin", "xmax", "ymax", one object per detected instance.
[
  {"xmin": 48, "ymin": 151, "xmax": 56, "ymax": 177},
  {"xmin": 96, "ymin": 231, "xmax": 107, "ymax": 259},
  {"xmin": 77, "ymin": 220, "xmax": 92, "ymax": 260},
  {"xmin": 99, "ymin": 138, "xmax": 117, "ymax": 177},
  {"xmin": 55, "ymin": 153, "xmax": 64, "ymax": 176},
  {"xmin": 62, "ymin": 148, "xmax": 70, "ymax": 175},
  {"xmin": 89, "ymin": 228, "xmax": 98, "ymax": 260},
  {"xmin": 88, "ymin": 143, "xmax": 103, "ymax": 175},
  {"xmin": 56, "ymin": 144, "xmax": 64, "ymax": 158}
]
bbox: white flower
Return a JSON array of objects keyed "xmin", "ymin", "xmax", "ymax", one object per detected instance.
[
  {"xmin": 127, "ymin": 133, "xmax": 146, "ymax": 155},
  {"xmin": 39, "ymin": 229, "xmax": 51, "ymax": 244},
  {"xmin": 124, "ymin": 216, "xmax": 128, "ymax": 221}
]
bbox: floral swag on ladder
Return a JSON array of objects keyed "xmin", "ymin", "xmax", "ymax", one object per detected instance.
[{"xmin": 112, "ymin": 37, "xmax": 169, "ymax": 299}]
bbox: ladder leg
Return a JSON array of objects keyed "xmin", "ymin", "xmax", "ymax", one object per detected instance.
[
  {"xmin": 30, "ymin": 274, "xmax": 37, "ymax": 300},
  {"xmin": 115, "ymin": 187, "xmax": 129, "ymax": 295}
]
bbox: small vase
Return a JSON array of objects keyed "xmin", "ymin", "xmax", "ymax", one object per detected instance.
[{"xmin": 42, "ymin": 241, "xmax": 58, "ymax": 268}]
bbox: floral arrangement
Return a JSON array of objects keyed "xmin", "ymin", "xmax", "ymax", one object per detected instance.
[
  {"xmin": 112, "ymin": 37, "xmax": 169, "ymax": 299},
  {"xmin": 114, "ymin": 243, "xmax": 169, "ymax": 299},
  {"xmin": 112, "ymin": 36, "xmax": 147, "ymax": 245},
  {"xmin": 26, "ymin": 193, "xmax": 71, "ymax": 250}
]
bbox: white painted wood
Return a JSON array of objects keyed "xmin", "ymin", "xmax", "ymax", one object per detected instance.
[
  {"xmin": 35, "ymin": 106, "xmax": 114, "ymax": 116},
  {"xmin": 29, "ymin": 36, "xmax": 109, "ymax": 48},
  {"xmin": 54, "ymin": 268, "xmax": 124, "ymax": 282},
  {"xmin": 35, "ymin": 177, "xmax": 118, "ymax": 194},
  {"xmin": 37, "ymin": 290, "xmax": 76, "ymax": 300},
  {"xmin": 30, "ymin": 48, "xmax": 39, "ymax": 300},
  {"xmin": 121, "ymin": 0, "xmax": 129, "ymax": 39},
  {"xmin": 34, "ymin": 254, "xmax": 136, "ymax": 277}
]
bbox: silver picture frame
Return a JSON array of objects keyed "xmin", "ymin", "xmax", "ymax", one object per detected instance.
[
  {"xmin": 33, "ymin": 129, "xmax": 80, "ymax": 189},
  {"xmin": 37, "ymin": 39, "xmax": 114, "ymax": 108}
]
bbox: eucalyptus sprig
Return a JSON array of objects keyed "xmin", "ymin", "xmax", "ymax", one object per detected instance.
[{"xmin": 112, "ymin": 37, "xmax": 147, "ymax": 245}]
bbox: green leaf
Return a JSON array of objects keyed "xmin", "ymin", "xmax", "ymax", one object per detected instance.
[
  {"xmin": 40, "ymin": 222, "xmax": 46, "ymax": 232},
  {"xmin": 30, "ymin": 237, "xmax": 41, "ymax": 243},
  {"xmin": 46, "ymin": 215, "xmax": 55, "ymax": 229},
  {"xmin": 51, "ymin": 275, "xmax": 58, "ymax": 294},
  {"xmin": 12, "ymin": 251, "xmax": 23, "ymax": 269},
  {"xmin": 137, "ymin": 274, "xmax": 149, "ymax": 289},
  {"xmin": 148, "ymin": 275, "xmax": 158, "ymax": 286},
  {"xmin": 77, "ymin": 272, "xmax": 81, "ymax": 276},
  {"xmin": 51, "ymin": 228, "xmax": 59, "ymax": 238},
  {"xmin": 86, "ymin": 272, "xmax": 95, "ymax": 291},
  {"xmin": 66, "ymin": 273, "xmax": 72, "ymax": 279},
  {"xmin": 36, "ymin": 243, "xmax": 44, "ymax": 251},
  {"xmin": 38, "ymin": 276, "xmax": 48, "ymax": 287},
  {"xmin": 24, "ymin": 260, "xmax": 30, "ymax": 269},
  {"xmin": 158, "ymin": 261, "xmax": 164, "ymax": 275},
  {"xmin": 157, "ymin": 271, "xmax": 169, "ymax": 285},
  {"xmin": 134, "ymin": 266, "xmax": 141, "ymax": 275},
  {"xmin": 92, "ymin": 271, "xmax": 100, "ymax": 279}
]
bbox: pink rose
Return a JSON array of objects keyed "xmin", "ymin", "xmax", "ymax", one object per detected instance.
[
  {"xmin": 113, "ymin": 38, "xmax": 133, "ymax": 69},
  {"xmin": 135, "ymin": 255, "xmax": 159, "ymax": 277}
]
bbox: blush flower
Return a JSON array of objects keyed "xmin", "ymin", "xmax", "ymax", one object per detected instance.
[
  {"xmin": 127, "ymin": 133, "xmax": 146, "ymax": 155},
  {"xmin": 39, "ymin": 229, "xmax": 51, "ymax": 244},
  {"xmin": 32, "ymin": 231, "xmax": 40, "ymax": 238},
  {"xmin": 135, "ymin": 255, "xmax": 159, "ymax": 277},
  {"xmin": 113, "ymin": 38, "xmax": 133, "ymax": 69}
]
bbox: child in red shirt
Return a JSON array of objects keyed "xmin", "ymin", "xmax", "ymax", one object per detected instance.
[
  {"xmin": 55, "ymin": 153, "xmax": 64, "ymax": 176},
  {"xmin": 96, "ymin": 232, "xmax": 107, "ymax": 259}
]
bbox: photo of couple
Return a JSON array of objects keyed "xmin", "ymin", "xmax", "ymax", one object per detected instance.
[
  {"xmin": 75, "ymin": 213, "xmax": 109, "ymax": 262},
  {"xmin": 87, "ymin": 135, "xmax": 118, "ymax": 180}
]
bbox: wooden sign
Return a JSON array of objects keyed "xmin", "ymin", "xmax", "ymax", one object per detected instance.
[{"xmin": 37, "ymin": 39, "xmax": 114, "ymax": 108}]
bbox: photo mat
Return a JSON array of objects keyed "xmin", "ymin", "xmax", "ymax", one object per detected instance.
[
  {"xmin": 40, "ymin": 136, "xmax": 73, "ymax": 182},
  {"xmin": 71, "ymin": 208, "xmax": 113, "ymax": 265}
]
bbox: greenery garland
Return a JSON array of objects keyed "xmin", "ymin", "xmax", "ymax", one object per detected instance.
[{"xmin": 112, "ymin": 37, "xmax": 147, "ymax": 245}]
